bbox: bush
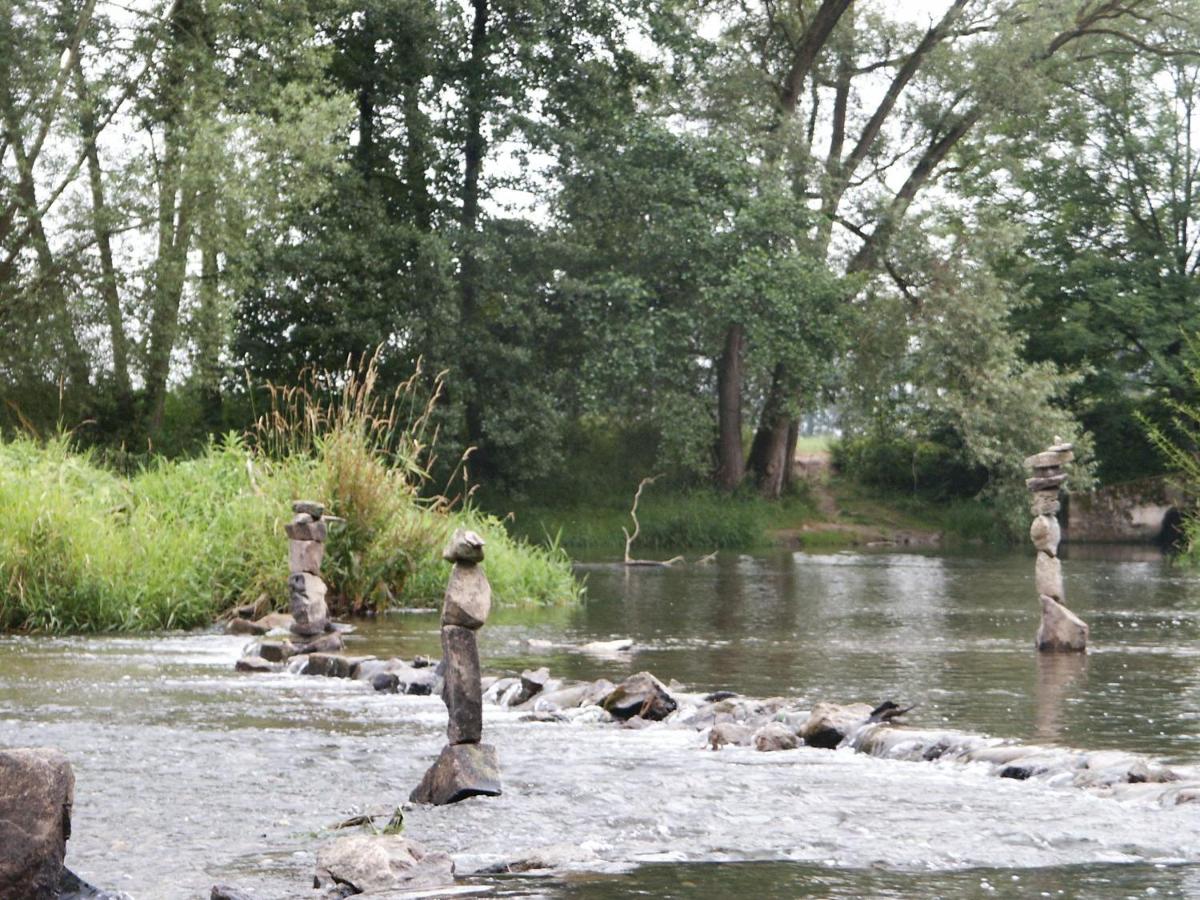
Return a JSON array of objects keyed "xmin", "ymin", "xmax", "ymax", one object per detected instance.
[
  {"xmin": 831, "ymin": 434, "xmax": 986, "ymax": 502},
  {"xmin": 0, "ymin": 360, "xmax": 578, "ymax": 633}
]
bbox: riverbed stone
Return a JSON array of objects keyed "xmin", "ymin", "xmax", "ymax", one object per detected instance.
[
  {"xmin": 295, "ymin": 653, "xmax": 360, "ymax": 678},
  {"xmin": 514, "ymin": 666, "xmax": 551, "ymax": 705},
  {"xmin": 442, "ymin": 528, "xmax": 485, "ymax": 565},
  {"xmin": 1030, "ymin": 490, "xmax": 1061, "ymax": 516},
  {"xmin": 1030, "ymin": 515, "xmax": 1061, "ymax": 556},
  {"xmin": 708, "ymin": 722, "xmax": 754, "ymax": 750},
  {"xmin": 409, "ymin": 743, "xmax": 501, "ymax": 805},
  {"xmin": 441, "ymin": 625, "xmax": 483, "ymax": 744},
  {"xmin": 292, "ymin": 500, "xmax": 325, "ymax": 519},
  {"xmin": 1035, "ymin": 551, "xmax": 1064, "ymax": 601},
  {"xmin": 289, "ymin": 539, "xmax": 325, "ymax": 575},
  {"xmin": 285, "ymin": 513, "xmax": 327, "ymax": 543},
  {"xmin": 288, "ymin": 572, "xmax": 330, "ymax": 636},
  {"xmin": 1036, "ymin": 595, "xmax": 1088, "ymax": 653},
  {"xmin": 441, "ymin": 562, "xmax": 491, "ymax": 629},
  {"xmin": 314, "ymin": 835, "xmax": 455, "ymax": 894},
  {"xmin": 234, "ymin": 656, "xmax": 281, "ymax": 673},
  {"xmin": 0, "ymin": 747, "xmax": 74, "ymax": 898},
  {"xmin": 225, "ymin": 617, "xmax": 268, "ymax": 636},
  {"xmin": 752, "ymin": 721, "xmax": 800, "ymax": 752},
  {"xmin": 799, "ymin": 702, "xmax": 874, "ymax": 749},
  {"xmin": 601, "ymin": 672, "xmax": 678, "ymax": 721}
]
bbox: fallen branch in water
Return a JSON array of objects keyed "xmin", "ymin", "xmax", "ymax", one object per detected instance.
[{"xmin": 623, "ymin": 475, "xmax": 683, "ymax": 566}]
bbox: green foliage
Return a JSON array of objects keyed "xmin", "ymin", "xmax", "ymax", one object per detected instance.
[{"xmin": 832, "ymin": 435, "xmax": 986, "ymax": 503}]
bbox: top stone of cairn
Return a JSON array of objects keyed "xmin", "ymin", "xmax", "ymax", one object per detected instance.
[
  {"xmin": 442, "ymin": 528, "xmax": 485, "ymax": 565},
  {"xmin": 292, "ymin": 500, "xmax": 324, "ymax": 519}
]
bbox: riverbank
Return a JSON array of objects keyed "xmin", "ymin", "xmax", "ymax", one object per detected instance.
[{"xmin": 0, "ymin": 434, "xmax": 577, "ymax": 633}]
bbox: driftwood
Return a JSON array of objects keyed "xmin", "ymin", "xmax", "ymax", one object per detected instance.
[{"xmin": 623, "ymin": 476, "xmax": 683, "ymax": 567}]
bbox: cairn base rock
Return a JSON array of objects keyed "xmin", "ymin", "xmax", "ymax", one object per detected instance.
[
  {"xmin": 1037, "ymin": 594, "xmax": 1088, "ymax": 653},
  {"xmin": 409, "ymin": 743, "xmax": 501, "ymax": 805}
]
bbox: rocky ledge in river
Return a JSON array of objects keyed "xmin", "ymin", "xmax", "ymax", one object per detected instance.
[{"xmin": 234, "ymin": 642, "xmax": 1200, "ymax": 807}]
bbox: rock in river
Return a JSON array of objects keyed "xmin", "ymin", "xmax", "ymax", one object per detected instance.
[
  {"xmin": 799, "ymin": 702, "xmax": 874, "ymax": 749},
  {"xmin": 409, "ymin": 743, "xmax": 501, "ymax": 806},
  {"xmin": 0, "ymin": 747, "xmax": 74, "ymax": 898},
  {"xmin": 601, "ymin": 671, "xmax": 677, "ymax": 721},
  {"xmin": 314, "ymin": 835, "xmax": 455, "ymax": 894},
  {"xmin": 753, "ymin": 721, "xmax": 800, "ymax": 752}
]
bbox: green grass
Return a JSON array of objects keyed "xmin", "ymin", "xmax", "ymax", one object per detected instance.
[{"xmin": 0, "ymin": 362, "xmax": 578, "ymax": 634}]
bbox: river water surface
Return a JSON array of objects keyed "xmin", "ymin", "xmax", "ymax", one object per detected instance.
[{"xmin": 2, "ymin": 547, "xmax": 1200, "ymax": 898}]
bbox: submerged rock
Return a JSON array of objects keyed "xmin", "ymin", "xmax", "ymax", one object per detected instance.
[
  {"xmin": 0, "ymin": 747, "xmax": 74, "ymax": 898},
  {"xmin": 752, "ymin": 722, "xmax": 800, "ymax": 752},
  {"xmin": 409, "ymin": 743, "xmax": 501, "ymax": 806},
  {"xmin": 798, "ymin": 702, "xmax": 873, "ymax": 749},
  {"xmin": 314, "ymin": 835, "xmax": 455, "ymax": 894},
  {"xmin": 601, "ymin": 672, "xmax": 677, "ymax": 721}
]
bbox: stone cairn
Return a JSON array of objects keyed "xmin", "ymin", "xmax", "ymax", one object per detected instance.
[
  {"xmin": 1025, "ymin": 443, "xmax": 1088, "ymax": 652},
  {"xmin": 410, "ymin": 528, "xmax": 502, "ymax": 806}
]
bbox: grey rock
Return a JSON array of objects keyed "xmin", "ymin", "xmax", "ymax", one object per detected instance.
[
  {"xmin": 372, "ymin": 673, "xmax": 400, "ymax": 693},
  {"xmin": 1030, "ymin": 490, "xmax": 1061, "ymax": 516},
  {"xmin": 1030, "ymin": 515, "xmax": 1061, "ymax": 556},
  {"xmin": 409, "ymin": 743, "xmax": 501, "ymax": 805},
  {"xmin": 291, "ymin": 500, "xmax": 325, "ymax": 519},
  {"xmin": 1024, "ymin": 449, "xmax": 1074, "ymax": 469},
  {"xmin": 1036, "ymin": 594, "xmax": 1088, "ymax": 653},
  {"xmin": 225, "ymin": 617, "xmax": 268, "ymax": 636},
  {"xmin": 295, "ymin": 653, "xmax": 361, "ymax": 678},
  {"xmin": 288, "ymin": 573, "xmax": 330, "ymax": 636},
  {"xmin": 1035, "ymin": 551, "xmax": 1064, "ymax": 601},
  {"xmin": 1026, "ymin": 473, "xmax": 1068, "ymax": 492},
  {"xmin": 513, "ymin": 667, "xmax": 551, "ymax": 706},
  {"xmin": 0, "ymin": 747, "xmax": 73, "ymax": 898},
  {"xmin": 601, "ymin": 672, "xmax": 678, "ymax": 721},
  {"xmin": 440, "ymin": 563, "xmax": 491, "ymax": 630},
  {"xmin": 210, "ymin": 886, "xmax": 255, "ymax": 900},
  {"xmin": 314, "ymin": 835, "xmax": 454, "ymax": 894},
  {"xmin": 234, "ymin": 656, "xmax": 281, "ymax": 674},
  {"xmin": 441, "ymin": 625, "xmax": 482, "ymax": 744},
  {"xmin": 708, "ymin": 722, "xmax": 754, "ymax": 749},
  {"xmin": 289, "ymin": 539, "xmax": 325, "ymax": 575},
  {"xmin": 285, "ymin": 514, "xmax": 327, "ymax": 543},
  {"xmin": 295, "ymin": 632, "xmax": 345, "ymax": 656},
  {"xmin": 799, "ymin": 702, "xmax": 874, "ymax": 749},
  {"xmin": 442, "ymin": 528, "xmax": 485, "ymax": 564},
  {"xmin": 253, "ymin": 611, "xmax": 294, "ymax": 631},
  {"xmin": 752, "ymin": 721, "xmax": 800, "ymax": 752}
]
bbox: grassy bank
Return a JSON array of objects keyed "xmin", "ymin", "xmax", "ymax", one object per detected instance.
[{"xmin": 0, "ymin": 368, "xmax": 578, "ymax": 633}]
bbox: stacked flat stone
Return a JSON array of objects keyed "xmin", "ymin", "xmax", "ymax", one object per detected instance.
[
  {"xmin": 1024, "ymin": 444, "xmax": 1088, "ymax": 653},
  {"xmin": 410, "ymin": 528, "xmax": 502, "ymax": 806},
  {"xmin": 285, "ymin": 501, "xmax": 335, "ymax": 640}
]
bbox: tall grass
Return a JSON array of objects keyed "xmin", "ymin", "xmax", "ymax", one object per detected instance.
[{"xmin": 0, "ymin": 357, "xmax": 579, "ymax": 633}]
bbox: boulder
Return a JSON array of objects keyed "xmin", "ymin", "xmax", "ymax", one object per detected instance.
[
  {"xmin": 752, "ymin": 721, "xmax": 800, "ymax": 752},
  {"xmin": 521, "ymin": 679, "xmax": 613, "ymax": 712},
  {"xmin": 294, "ymin": 632, "xmax": 345, "ymax": 656},
  {"xmin": 234, "ymin": 656, "xmax": 280, "ymax": 673},
  {"xmin": 708, "ymin": 722, "xmax": 754, "ymax": 750},
  {"xmin": 292, "ymin": 500, "xmax": 325, "ymax": 519},
  {"xmin": 1030, "ymin": 514, "xmax": 1061, "ymax": 556},
  {"xmin": 512, "ymin": 667, "xmax": 551, "ymax": 706},
  {"xmin": 1035, "ymin": 552, "xmax": 1064, "ymax": 601},
  {"xmin": 441, "ymin": 563, "xmax": 491, "ymax": 630},
  {"xmin": 289, "ymin": 539, "xmax": 325, "ymax": 575},
  {"xmin": 314, "ymin": 835, "xmax": 454, "ymax": 894},
  {"xmin": 225, "ymin": 617, "xmax": 267, "ymax": 636},
  {"xmin": 442, "ymin": 528, "xmax": 485, "ymax": 565},
  {"xmin": 441, "ymin": 626, "xmax": 482, "ymax": 744},
  {"xmin": 371, "ymin": 672, "xmax": 400, "ymax": 693},
  {"xmin": 288, "ymin": 573, "xmax": 329, "ymax": 636},
  {"xmin": 799, "ymin": 702, "xmax": 874, "ymax": 749},
  {"xmin": 0, "ymin": 747, "xmax": 74, "ymax": 898},
  {"xmin": 1036, "ymin": 595, "xmax": 1088, "ymax": 653},
  {"xmin": 601, "ymin": 672, "xmax": 677, "ymax": 721},
  {"xmin": 284, "ymin": 513, "xmax": 327, "ymax": 543},
  {"xmin": 409, "ymin": 743, "xmax": 501, "ymax": 805},
  {"xmin": 1030, "ymin": 491, "xmax": 1061, "ymax": 516},
  {"xmin": 295, "ymin": 653, "xmax": 359, "ymax": 678}
]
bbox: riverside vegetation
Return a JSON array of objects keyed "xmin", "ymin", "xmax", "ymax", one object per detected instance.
[{"xmin": 0, "ymin": 363, "xmax": 577, "ymax": 634}]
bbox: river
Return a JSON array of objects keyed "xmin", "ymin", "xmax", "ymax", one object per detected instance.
[{"xmin": 2, "ymin": 547, "xmax": 1199, "ymax": 898}]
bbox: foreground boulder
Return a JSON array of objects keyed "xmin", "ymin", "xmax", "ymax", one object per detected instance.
[
  {"xmin": 601, "ymin": 672, "xmax": 677, "ymax": 721},
  {"xmin": 314, "ymin": 835, "xmax": 455, "ymax": 894},
  {"xmin": 0, "ymin": 747, "xmax": 74, "ymax": 898},
  {"xmin": 409, "ymin": 744, "xmax": 501, "ymax": 806}
]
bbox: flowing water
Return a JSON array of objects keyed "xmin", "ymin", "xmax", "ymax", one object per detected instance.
[{"xmin": 2, "ymin": 547, "xmax": 1200, "ymax": 898}]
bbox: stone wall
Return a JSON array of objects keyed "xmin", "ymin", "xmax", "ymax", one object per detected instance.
[{"xmin": 1065, "ymin": 477, "xmax": 1186, "ymax": 545}]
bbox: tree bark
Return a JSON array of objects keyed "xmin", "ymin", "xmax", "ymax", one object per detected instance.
[
  {"xmin": 716, "ymin": 323, "xmax": 745, "ymax": 491},
  {"xmin": 74, "ymin": 63, "xmax": 132, "ymax": 407},
  {"xmin": 748, "ymin": 363, "xmax": 793, "ymax": 499}
]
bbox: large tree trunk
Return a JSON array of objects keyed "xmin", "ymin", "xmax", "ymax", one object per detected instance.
[
  {"xmin": 715, "ymin": 323, "xmax": 745, "ymax": 491},
  {"xmin": 459, "ymin": 0, "xmax": 490, "ymax": 477},
  {"xmin": 74, "ymin": 63, "xmax": 132, "ymax": 411},
  {"xmin": 748, "ymin": 364, "xmax": 794, "ymax": 499},
  {"xmin": 195, "ymin": 209, "xmax": 223, "ymax": 432}
]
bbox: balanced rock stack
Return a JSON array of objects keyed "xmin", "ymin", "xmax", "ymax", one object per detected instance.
[
  {"xmin": 285, "ymin": 500, "xmax": 335, "ymax": 638},
  {"xmin": 410, "ymin": 528, "xmax": 502, "ymax": 806},
  {"xmin": 1024, "ymin": 443, "xmax": 1088, "ymax": 653}
]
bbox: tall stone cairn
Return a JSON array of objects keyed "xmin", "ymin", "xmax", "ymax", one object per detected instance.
[
  {"xmin": 1024, "ymin": 443, "xmax": 1088, "ymax": 652},
  {"xmin": 285, "ymin": 500, "xmax": 334, "ymax": 639},
  {"xmin": 410, "ymin": 528, "xmax": 502, "ymax": 806}
]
